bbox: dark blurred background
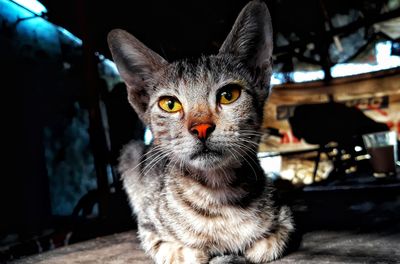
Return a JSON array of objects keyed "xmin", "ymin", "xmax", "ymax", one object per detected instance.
[{"xmin": 1, "ymin": 0, "xmax": 400, "ymax": 262}]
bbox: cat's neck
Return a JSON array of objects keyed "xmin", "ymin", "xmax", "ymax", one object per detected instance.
[
  {"xmin": 166, "ymin": 160, "xmax": 266, "ymax": 208},
  {"xmin": 196, "ymin": 168, "xmax": 237, "ymax": 189},
  {"xmin": 170, "ymin": 155, "xmax": 265, "ymax": 189}
]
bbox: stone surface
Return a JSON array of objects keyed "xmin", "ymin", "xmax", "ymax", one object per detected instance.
[
  {"xmin": 12, "ymin": 231, "xmax": 150, "ymax": 264},
  {"xmin": 13, "ymin": 223, "xmax": 400, "ymax": 264}
]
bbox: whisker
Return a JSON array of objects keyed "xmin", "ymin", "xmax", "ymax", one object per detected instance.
[
  {"xmin": 238, "ymin": 132, "xmax": 263, "ymax": 136},
  {"xmin": 169, "ymin": 152, "xmax": 183, "ymax": 175},
  {"xmin": 235, "ymin": 141, "xmax": 258, "ymax": 155},
  {"xmin": 238, "ymin": 137, "xmax": 259, "ymax": 144},
  {"xmin": 232, "ymin": 141, "xmax": 261, "ymax": 180},
  {"xmin": 142, "ymin": 150, "xmax": 170, "ymax": 176},
  {"xmin": 127, "ymin": 145, "xmax": 165, "ymax": 173},
  {"xmin": 230, "ymin": 147, "xmax": 257, "ymax": 178},
  {"xmin": 238, "ymin": 130, "xmax": 264, "ymax": 135},
  {"xmin": 226, "ymin": 148, "xmax": 240, "ymax": 163}
]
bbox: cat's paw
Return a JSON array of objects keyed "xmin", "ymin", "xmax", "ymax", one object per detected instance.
[
  {"xmin": 209, "ymin": 255, "xmax": 247, "ymax": 264},
  {"xmin": 154, "ymin": 243, "xmax": 208, "ymax": 264},
  {"xmin": 244, "ymin": 235, "xmax": 286, "ymax": 263}
]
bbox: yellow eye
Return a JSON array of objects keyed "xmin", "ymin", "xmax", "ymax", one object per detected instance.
[
  {"xmin": 158, "ymin": 97, "xmax": 183, "ymax": 113},
  {"xmin": 218, "ymin": 84, "xmax": 242, "ymax": 105}
]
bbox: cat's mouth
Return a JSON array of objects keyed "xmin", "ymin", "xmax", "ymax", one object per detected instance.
[{"xmin": 190, "ymin": 146, "xmax": 222, "ymax": 160}]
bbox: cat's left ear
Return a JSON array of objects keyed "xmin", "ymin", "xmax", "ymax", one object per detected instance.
[
  {"xmin": 219, "ymin": 0, "xmax": 273, "ymax": 92},
  {"xmin": 107, "ymin": 29, "xmax": 168, "ymax": 124}
]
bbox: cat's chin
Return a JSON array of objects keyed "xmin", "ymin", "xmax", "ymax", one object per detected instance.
[{"xmin": 187, "ymin": 149, "xmax": 237, "ymax": 170}]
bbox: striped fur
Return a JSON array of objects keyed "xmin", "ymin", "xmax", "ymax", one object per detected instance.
[{"xmin": 109, "ymin": 1, "xmax": 294, "ymax": 263}]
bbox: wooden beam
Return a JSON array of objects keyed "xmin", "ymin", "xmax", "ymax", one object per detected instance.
[{"xmin": 275, "ymin": 8, "xmax": 400, "ymax": 54}]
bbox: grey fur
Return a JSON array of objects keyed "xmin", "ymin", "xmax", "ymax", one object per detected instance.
[
  {"xmin": 108, "ymin": 1, "xmax": 294, "ymax": 263},
  {"xmin": 209, "ymin": 255, "xmax": 247, "ymax": 264}
]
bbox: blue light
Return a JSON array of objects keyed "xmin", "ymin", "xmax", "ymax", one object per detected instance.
[
  {"xmin": 271, "ymin": 73, "xmax": 283, "ymax": 85},
  {"xmin": 11, "ymin": 0, "xmax": 47, "ymax": 16},
  {"xmin": 144, "ymin": 127, "xmax": 153, "ymax": 145},
  {"xmin": 57, "ymin": 26, "xmax": 83, "ymax": 45},
  {"xmin": 102, "ymin": 58, "xmax": 119, "ymax": 76},
  {"xmin": 293, "ymin": 70, "xmax": 324, "ymax": 83},
  {"xmin": 331, "ymin": 41, "xmax": 400, "ymax": 78},
  {"xmin": 271, "ymin": 70, "xmax": 325, "ymax": 85},
  {"xmin": 271, "ymin": 41, "xmax": 400, "ymax": 85}
]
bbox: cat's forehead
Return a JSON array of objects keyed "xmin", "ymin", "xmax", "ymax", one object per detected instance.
[{"xmin": 159, "ymin": 55, "xmax": 250, "ymax": 91}]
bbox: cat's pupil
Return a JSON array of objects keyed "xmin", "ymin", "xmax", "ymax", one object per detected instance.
[
  {"xmin": 167, "ymin": 100, "xmax": 174, "ymax": 110},
  {"xmin": 222, "ymin": 91, "xmax": 232, "ymax": 101}
]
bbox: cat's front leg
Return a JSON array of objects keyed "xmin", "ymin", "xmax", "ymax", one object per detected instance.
[
  {"xmin": 140, "ymin": 228, "xmax": 208, "ymax": 264},
  {"xmin": 244, "ymin": 207, "xmax": 293, "ymax": 263},
  {"xmin": 244, "ymin": 235, "xmax": 286, "ymax": 263}
]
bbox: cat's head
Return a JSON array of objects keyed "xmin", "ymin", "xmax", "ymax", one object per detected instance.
[{"xmin": 108, "ymin": 0, "xmax": 273, "ymax": 171}]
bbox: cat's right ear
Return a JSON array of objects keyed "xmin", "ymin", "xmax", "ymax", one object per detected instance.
[{"xmin": 107, "ymin": 29, "xmax": 167, "ymax": 123}]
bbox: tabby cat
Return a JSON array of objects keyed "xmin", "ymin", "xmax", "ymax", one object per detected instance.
[{"xmin": 107, "ymin": 0, "xmax": 294, "ymax": 263}]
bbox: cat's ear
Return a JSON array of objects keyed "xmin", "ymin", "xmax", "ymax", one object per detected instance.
[
  {"xmin": 219, "ymin": 0, "xmax": 273, "ymax": 87},
  {"xmin": 107, "ymin": 29, "xmax": 167, "ymax": 123}
]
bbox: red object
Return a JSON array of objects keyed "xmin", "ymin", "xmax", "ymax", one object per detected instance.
[{"xmin": 386, "ymin": 121, "xmax": 394, "ymax": 129}]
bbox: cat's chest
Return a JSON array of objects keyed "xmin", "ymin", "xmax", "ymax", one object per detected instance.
[
  {"xmin": 163, "ymin": 183, "xmax": 269, "ymax": 252},
  {"xmin": 181, "ymin": 203, "xmax": 266, "ymax": 253}
]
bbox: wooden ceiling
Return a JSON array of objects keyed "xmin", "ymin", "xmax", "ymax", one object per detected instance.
[{"xmin": 39, "ymin": 0, "xmax": 400, "ymax": 81}]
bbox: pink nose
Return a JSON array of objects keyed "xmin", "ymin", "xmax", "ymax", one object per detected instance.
[{"xmin": 190, "ymin": 123, "xmax": 215, "ymax": 141}]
